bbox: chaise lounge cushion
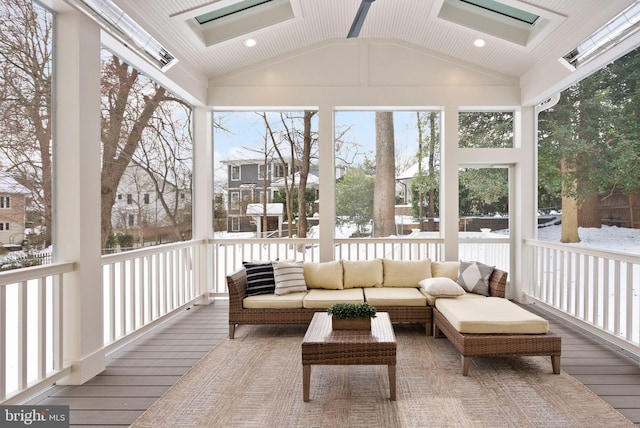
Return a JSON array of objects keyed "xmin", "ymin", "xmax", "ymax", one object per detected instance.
[
  {"xmin": 382, "ymin": 259, "xmax": 431, "ymax": 287},
  {"xmin": 303, "ymin": 260, "xmax": 343, "ymax": 290},
  {"xmin": 243, "ymin": 291, "xmax": 307, "ymax": 309},
  {"xmin": 342, "ymin": 259, "xmax": 383, "ymax": 288},
  {"xmin": 364, "ymin": 287, "xmax": 427, "ymax": 307},
  {"xmin": 303, "ymin": 288, "xmax": 364, "ymax": 309},
  {"xmin": 435, "ymin": 296, "xmax": 549, "ymax": 334}
]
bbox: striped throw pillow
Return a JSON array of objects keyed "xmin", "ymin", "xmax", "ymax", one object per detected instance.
[
  {"xmin": 242, "ymin": 261, "xmax": 276, "ymax": 297},
  {"xmin": 273, "ymin": 261, "xmax": 307, "ymax": 295}
]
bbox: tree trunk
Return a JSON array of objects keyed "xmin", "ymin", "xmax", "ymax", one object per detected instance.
[
  {"xmin": 560, "ymin": 158, "xmax": 581, "ymax": 243},
  {"xmin": 297, "ymin": 111, "xmax": 315, "ymax": 238},
  {"xmin": 374, "ymin": 112, "xmax": 396, "ymax": 237},
  {"xmin": 578, "ymin": 189, "xmax": 601, "ymax": 228}
]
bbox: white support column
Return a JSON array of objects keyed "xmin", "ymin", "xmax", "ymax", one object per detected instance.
[
  {"xmin": 55, "ymin": 11, "xmax": 105, "ymax": 384},
  {"xmin": 441, "ymin": 106, "xmax": 460, "ymax": 261},
  {"xmin": 192, "ymin": 107, "xmax": 214, "ymax": 299},
  {"xmin": 318, "ymin": 106, "xmax": 335, "ymax": 262}
]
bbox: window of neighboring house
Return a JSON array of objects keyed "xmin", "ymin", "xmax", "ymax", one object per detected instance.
[
  {"xmin": 0, "ymin": 223, "xmax": 8, "ymax": 230},
  {"xmin": 127, "ymin": 194, "xmax": 133, "ymax": 204},
  {"xmin": 256, "ymin": 191, "xmax": 263, "ymax": 203},
  {"xmin": 144, "ymin": 193, "xmax": 150, "ymax": 204},
  {"xmin": 181, "ymin": 193, "xmax": 186, "ymax": 200},
  {"xmin": 128, "ymin": 214, "xmax": 135, "ymax": 227},
  {"xmin": 273, "ymin": 163, "xmax": 288, "ymax": 178},
  {"xmin": 0, "ymin": 196, "xmax": 10, "ymax": 209},
  {"xmin": 231, "ymin": 165, "xmax": 241, "ymax": 180},
  {"xmin": 230, "ymin": 192, "xmax": 240, "ymax": 209},
  {"xmin": 258, "ymin": 163, "xmax": 267, "ymax": 180},
  {"xmin": 231, "ymin": 216, "xmax": 240, "ymax": 231},
  {"xmin": 117, "ymin": 194, "xmax": 122, "ymax": 200}
]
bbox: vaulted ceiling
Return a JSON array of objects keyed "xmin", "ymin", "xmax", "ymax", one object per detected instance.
[{"xmin": 112, "ymin": 0, "xmax": 635, "ymax": 80}]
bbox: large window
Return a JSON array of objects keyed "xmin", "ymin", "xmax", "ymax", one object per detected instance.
[
  {"xmin": 538, "ymin": 45, "xmax": 640, "ymax": 250},
  {"xmin": 0, "ymin": 0, "xmax": 53, "ymax": 267},
  {"xmin": 101, "ymin": 49, "xmax": 193, "ymax": 251},
  {"xmin": 213, "ymin": 111, "xmax": 318, "ymax": 238},
  {"xmin": 334, "ymin": 110, "xmax": 441, "ymax": 238}
]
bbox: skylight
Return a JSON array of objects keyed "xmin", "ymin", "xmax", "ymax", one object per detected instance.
[
  {"xmin": 195, "ymin": 0, "xmax": 273, "ymax": 25},
  {"xmin": 438, "ymin": 0, "xmax": 565, "ymax": 50},
  {"xmin": 460, "ymin": 0, "xmax": 538, "ymax": 25}
]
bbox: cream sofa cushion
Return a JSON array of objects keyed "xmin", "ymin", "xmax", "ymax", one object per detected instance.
[
  {"xmin": 364, "ymin": 287, "xmax": 427, "ymax": 307},
  {"xmin": 342, "ymin": 259, "xmax": 383, "ymax": 288},
  {"xmin": 431, "ymin": 261, "xmax": 460, "ymax": 280},
  {"xmin": 383, "ymin": 259, "xmax": 431, "ymax": 287},
  {"xmin": 243, "ymin": 292, "xmax": 306, "ymax": 309},
  {"xmin": 303, "ymin": 288, "xmax": 364, "ymax": 309},
  {"xmin": 303, "ymin": 261, "xmax": 343, "ymax": 290},
  {"xmin": 419, "ymin": 277, "xmax": 465, "ymax": 297},
  {"xmin": 435, "ymin": 296, "xmax": 549, "ymax": 334}
]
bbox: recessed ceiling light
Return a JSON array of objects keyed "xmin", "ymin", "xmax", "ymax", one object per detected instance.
[
  {"xmin": 245, "ymin": 38, "xmax": 257, "ymax": 47},
  {"xmin": 474, "ymin": 38, "xmax": 486, "ymax": 47}
]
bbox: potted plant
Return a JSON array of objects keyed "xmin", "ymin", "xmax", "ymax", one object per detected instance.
[{"xmin": 327, "ymin": 302, "xmax": 377, "ymax": 330}]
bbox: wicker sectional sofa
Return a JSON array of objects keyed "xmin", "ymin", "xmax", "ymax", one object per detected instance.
[{"xmin": 226, "ymin": 258, "xmax": 508, "ymax": 339}]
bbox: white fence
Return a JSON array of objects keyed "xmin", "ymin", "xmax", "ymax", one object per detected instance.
[{"xmin": 526, "ymin": 239, "xmax": 640, "ymax": 355}]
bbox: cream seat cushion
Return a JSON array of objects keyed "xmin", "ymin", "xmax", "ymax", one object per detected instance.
[
  {"xmin": 435, "ymin": 296, "xmax": 549, "ymax": 334},
  {"xmin": 383, "ymin": 259, "xmax": 431, "ymax": 287},
  {"xmin": 364, "ymin": 287, "xmax": 427, "ymax": 307},
  {"xmin": 422, "ymin": 288, "xmax": 484, "ymax": 306},
  {"xmin": 243, "ymin": 292, "xmax": 307, "ymax": 309},
  {"xmin": 303, "ymin": 288, "xmax": 364, "ymax": 309}
]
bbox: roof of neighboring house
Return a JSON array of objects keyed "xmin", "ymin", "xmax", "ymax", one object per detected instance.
[
  {"xmin": 0, "ymin": 172, "xmax": 29, "ymax": 195},
  {"xmin": 397, "ymin": 163, "xmax": 421, "ymax": 180},
  {"xmin": 270, "ymin": 172, "xmax": 319, "ymax": 188},
  {"xmin": 246, "ymin": 203, "xmax": 284, "ymax": 216}
]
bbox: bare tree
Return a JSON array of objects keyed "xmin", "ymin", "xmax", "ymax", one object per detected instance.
[
  {"xmin": 374, "ymin": 112, "xmax": 396, "ymax": 237},
  {"xmin": 0, "ymin": 0, "xmax": 53, "ymax": 245}
]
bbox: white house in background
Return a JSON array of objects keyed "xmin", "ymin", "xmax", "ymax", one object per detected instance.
[
  {"xmin": 0, "ymin": 172, "xmax": 29, "ymax": 245},
  {"xmin": 111, "ymin": 164, "xmax": 191, "ymax": 236}
]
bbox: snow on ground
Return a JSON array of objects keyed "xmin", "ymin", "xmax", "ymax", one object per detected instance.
[{"xmin": 538, "ymin": 224, "xmax": 640, "ymax": 255}]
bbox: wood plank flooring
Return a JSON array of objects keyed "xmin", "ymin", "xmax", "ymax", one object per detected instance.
[{"xmin": 28, "ymin": 300, "xmax": 640, "ymax": 427}]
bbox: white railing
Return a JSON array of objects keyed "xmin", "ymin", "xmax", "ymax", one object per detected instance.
[
  {"xmin": 334, "ymin": 238, "xmax": 443, "ymax": 262},
  {"xmin": 101, "ymin": 240, "xmax": 203, "ymax": 348},
  {"xmin": 526, "ymin": 239, "xmax": 640, "ymax": 355},
  {"xmin": 459, "ymin": 235, "xmax": 510, "ymax": 272},
  {"xmin": 0, "ymin": 262, "xmax": 74, "ymax": 402}
]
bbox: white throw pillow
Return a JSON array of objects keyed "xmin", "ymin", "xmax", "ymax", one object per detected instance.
[
  {"xmin": 273, "ymin": 261, "xmax": 307, "ymax": 295},
  {"xmin": 419, "ymin": 277, "xmax": 466, "ymax": 297}
]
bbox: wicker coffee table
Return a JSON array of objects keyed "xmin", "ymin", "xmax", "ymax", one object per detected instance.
[{"xmin": 301, "ymin": 312, "xmax": 397, "ymax": 402}]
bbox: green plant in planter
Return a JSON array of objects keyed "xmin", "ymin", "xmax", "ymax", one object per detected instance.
[{"xmin": 327, "ymin": 302, "xmax": 377, "ymax": 319}]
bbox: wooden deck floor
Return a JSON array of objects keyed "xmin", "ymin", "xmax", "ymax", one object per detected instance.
[{"xmin": 28, "ymin": 300, "xmax": 640, "ymax": 427}]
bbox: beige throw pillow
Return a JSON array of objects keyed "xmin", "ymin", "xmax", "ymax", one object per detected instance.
[
  {"xmin": 431, "ymin": 261, "xmax": 460, "ymax": 280},
  {"xmin": 419, "ymin": 277, "xmax": 466, "ymax": 297}
]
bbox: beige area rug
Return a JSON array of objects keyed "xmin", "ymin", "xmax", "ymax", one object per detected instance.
[{"xmin": 131, "ymin": 324, "xmax": 634, "ymax": 428}]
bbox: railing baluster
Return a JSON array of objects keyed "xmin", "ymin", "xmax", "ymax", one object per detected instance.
[
  {"xmin": 0, "ymin": 285, "xmax": 6, "ymax": 401},
  {"xmin": 38, "ymin": 278, "xmax": 46, "ymax": 379},
  {"xmin": 18, "ymin": 281, "xmax": 27, "ymax": 390}
]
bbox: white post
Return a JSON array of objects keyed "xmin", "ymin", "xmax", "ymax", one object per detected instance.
[
  {"xmin": 55, "ymin": 10, "xmax": 105, "ymax": 384},
  {"xmin": 192, "ymin": 107, "xmax": 214, "ymax": 300},
  {"xmin": 318, "ymin": 105, "xmax": 335, "ymax": 262},
  {"xmin": 441, "ymin": 106, "xmax": 460, "ymax": 262}
]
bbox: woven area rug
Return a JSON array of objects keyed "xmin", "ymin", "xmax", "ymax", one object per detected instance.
[{"xmin": 131, "ymin": 324, "xmax": 634, "ymax": 428}]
